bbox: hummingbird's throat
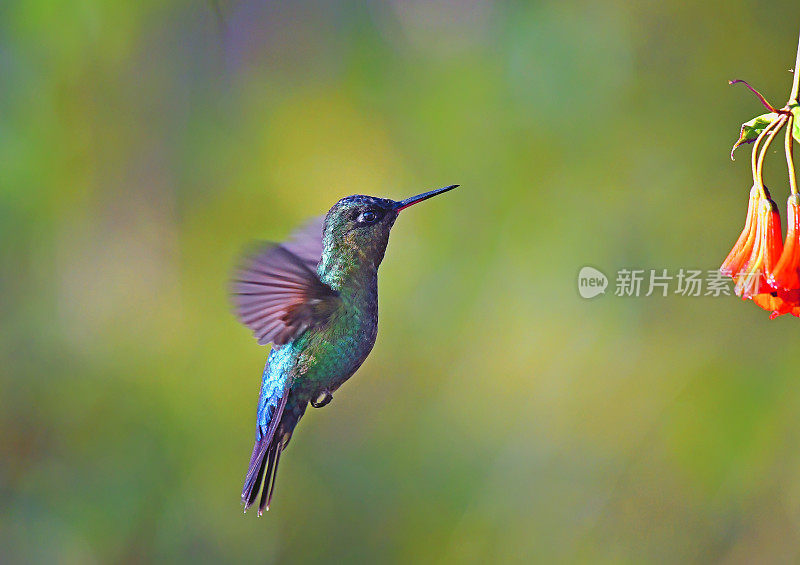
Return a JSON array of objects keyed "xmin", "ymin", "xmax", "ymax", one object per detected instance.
[{"xmin": 319, "ymin": 243, "xmax": 383, "ymax": 290}]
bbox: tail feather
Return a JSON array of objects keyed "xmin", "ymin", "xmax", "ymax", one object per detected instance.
[
  {"xmin": 242, "ymin": 378, "xmax": 291, "ymax": 513},
  {"xmin": 258, "ymin": 440, "xmax": 283, "ymax": 515},
  {"xmin": 245, "ymin": 445, "xmax": 268, "ymax": 509},
  {"xmin": 242, "ymin": 438, "xmax": 268, "ymax": 505},
  {"xmin": 242, "ymin": 433, "xmax": 285, "ymax": 514}
]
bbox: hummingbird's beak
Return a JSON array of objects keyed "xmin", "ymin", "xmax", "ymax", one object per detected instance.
[{"xmin": 393, "ymin": 185, "xmax": 459, "ymax": 212}]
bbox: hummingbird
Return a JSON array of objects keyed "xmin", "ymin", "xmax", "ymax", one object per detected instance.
[{"xmin": 232, "ymin": 184, "xmax": 459, "ymax": 514}]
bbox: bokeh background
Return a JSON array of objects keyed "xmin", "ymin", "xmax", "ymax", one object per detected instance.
[{"xmin": 4, "ymin": 1, "xmax": 800, "ymax": 562}]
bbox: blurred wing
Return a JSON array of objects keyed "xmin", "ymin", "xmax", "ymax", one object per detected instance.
[
  {"xmin": 282, "ymin": 215, "xmax": 325, "ymax": 271},
  {"xmin": 232, "ymin": 242, "xmax": 339, "ymax": 346}
]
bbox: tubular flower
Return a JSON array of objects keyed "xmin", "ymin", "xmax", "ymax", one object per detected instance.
[
  {"xmin": 720, "ymin": 185, "xmax": 761, "ymax": 277},
  {"xmin": 751, "ymin": 289, "xmax": 800, "ymax": 318},
  {"xmin": 756, "ymin": 194, "xmax": 800, "ymax": 318},
  {"xmin": 769, "ymin": 194, "xmax": 800, "ymax": 290},
  {"xmin": 731, "ymin": 190, "xmax": 782, "ymax": 300},
  {"xmin": 721, "ymin": 32, "xmax": 800, "ymax": 319}
]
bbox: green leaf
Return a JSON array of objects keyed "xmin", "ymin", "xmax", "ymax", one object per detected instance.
[
  {"xmin": 731, "ymin": 112, "xmax": 779, "ymax": 159},
  {"xmin": 791, "ymin": 104, "xmax": 800, "ymax": 144}
]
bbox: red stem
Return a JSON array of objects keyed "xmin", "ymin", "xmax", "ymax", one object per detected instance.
[{"xmin": 729, "ymin": 79, "xmax": 783, "ymax": 113}]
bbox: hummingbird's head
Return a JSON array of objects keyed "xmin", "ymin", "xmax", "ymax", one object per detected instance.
[
  {"xmin": 323, "ymin": 195, "xmax": 399, "ymax": 269},
  {"xmin": 322, "ymin": 185, "xmax": 459, "ymax": 271}
]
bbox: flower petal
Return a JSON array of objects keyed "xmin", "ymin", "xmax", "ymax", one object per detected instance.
[
  {"xmin": 769, "ymin": 194, "xmax": 800, "ymax": 290},
  {"xmin": 734, "ymin": 192, "xmax": 782, "ymax": 299},
  {"xmin": 721, "ymin": 185, "xmax": 761, "ymax": 276}
]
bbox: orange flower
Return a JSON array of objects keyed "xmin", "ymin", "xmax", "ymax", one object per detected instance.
[
  {"xmin": 720, "ymin": 185, "xmax": 760, "ymax": 276},
  {"xmin": 721, "ymin": 189, "xmax": 800, "ymax": 318},
  {"xmin": 769, "ymin": 194, "xmax": 800, "ymax": 289},
  {"xmin": 752, "ymin": 289, "xmax": 800, "ymax": 318},
  {"xmin": 721, "ymin": 36, "xmax": 800, "ymax": 318},
  {"xmin": 723, "ymin": 187, "xmax": 782, "ymax": 299},
  {"xmin": 755, "ymin": 194, "xmax": 800, "ymax": 318}
]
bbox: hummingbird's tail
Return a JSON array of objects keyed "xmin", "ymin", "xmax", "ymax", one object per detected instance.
[
  {"xmin": 242, "ymin": 378, "xmax": 290, "ymax": 516},
  {"xmin": 242, "ymin": 432, "xmax": 285, "ymax": 516},
  {"xmin": 242, "ymin": 388, "xmax": 306, "ymax": 515}
]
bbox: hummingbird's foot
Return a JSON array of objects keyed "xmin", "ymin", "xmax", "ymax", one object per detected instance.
[{"xmin": 311, "ymin": 391, "xmax": 333, "ymax": 408}]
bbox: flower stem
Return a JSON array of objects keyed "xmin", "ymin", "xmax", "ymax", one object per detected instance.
[
  {"xmin": 787, "ymin": 114, "xmax": 798, "ymax": 195},
  {"xmin": 790, "ymin": 29, "xmax": 800, "ymax": 104},
  {"xmin": 788, "ymin": 30, "xmax": 800, "ymax": 196},
  {"xmin": 756, "ymin": 115, "xmax": 787, "ymax": 190},
  {"xmin": 729, "ymin": 79, "xmax": 781, "ymax": 113},
  {"xmin": 752, "ymin": 117, "xmax": 785, "ymax": 187}
]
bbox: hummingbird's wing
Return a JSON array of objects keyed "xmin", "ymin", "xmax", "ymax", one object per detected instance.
[
  {"xmin": 232, "ymin": 240, "xmax": 339, "ymax": 346},
  {"xmin": 282, "ymin": 215, "xmax": 325, "ymax": 271}
]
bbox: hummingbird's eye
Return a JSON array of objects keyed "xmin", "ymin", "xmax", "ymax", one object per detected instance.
[{"xmin": 358, "ymin": 210, "xmax": 379, "ymax": 225}]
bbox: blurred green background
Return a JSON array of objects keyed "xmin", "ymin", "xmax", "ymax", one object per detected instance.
[{"xmin": 3, "ymin": 1, "xmax": 800, "ymax": 563}]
